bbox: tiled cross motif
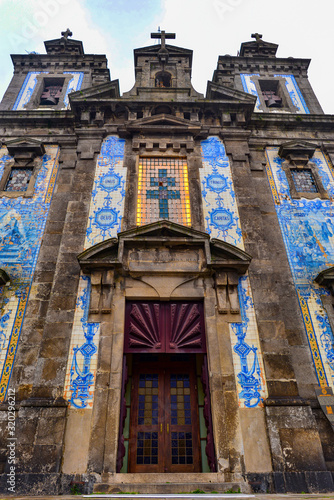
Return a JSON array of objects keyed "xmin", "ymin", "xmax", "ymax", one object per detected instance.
[{"xmin": 147, "ymin": 169, "xmax": 180, "ymax": 219}]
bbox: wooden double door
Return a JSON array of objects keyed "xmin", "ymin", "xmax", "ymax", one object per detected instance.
[{"xmin": 129, "ymin": 356, "xmax": 201, "ymax": 473}]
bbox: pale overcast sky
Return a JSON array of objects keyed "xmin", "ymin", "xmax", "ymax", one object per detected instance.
[{"xmin": 0, "ymin": 0, "xmax": 333, "ymax": 113}]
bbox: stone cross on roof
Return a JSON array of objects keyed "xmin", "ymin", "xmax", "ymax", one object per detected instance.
[
  {"xmin": 151, "ymin": 30, "xmax": 176, "ymax": 50},
  {"xmin": 61, "ymin": 28, "xmax": 73, "ymax": 40},
  {"xmin": 251, "ymin": 33, "xmax": 263, "ymax": 42}
]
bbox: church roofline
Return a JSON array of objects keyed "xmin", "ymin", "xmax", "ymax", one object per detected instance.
[
  {"xmin": 134, "ymin": 43, "xmax": 193, "ymax": 67},
  {"xmin": 217, "ymin": 54, "xmax": 311, "ymax": 69}
]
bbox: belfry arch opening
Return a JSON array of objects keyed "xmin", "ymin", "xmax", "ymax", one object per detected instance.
[{"xmin": 155, "ymin": 71, "xmax": 172, "ymax": 88}]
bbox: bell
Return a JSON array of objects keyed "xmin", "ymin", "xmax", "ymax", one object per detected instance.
[
  {"xmin": 41, "ymin": 96, "xmax": 57, "ymax": 105},
  {"xmin": 267, "ymin": 97, "xmax": 282, "ymax": 108}
]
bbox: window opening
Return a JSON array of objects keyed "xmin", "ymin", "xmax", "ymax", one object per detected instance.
[
  {"xmin": 155, "ymin": 71, "xmax": 172, "ymax": 88},
  {"xmin": 259, "ymin": 80, "xmax": 282, "ymax": 108},
  {"xmin": 137, "ymin": 158, "xmax": 191, "ymax": 227},
  {"xmin": 291, "ymin": 168, "xmax": 318, "ymax": 193},
  {"xmin": 40, "ymin": 78, "xmax": 64, "ymax": 105},
  {"xmin": 5, "ymin": 167, "xmax": 33, "ymax": 192}
]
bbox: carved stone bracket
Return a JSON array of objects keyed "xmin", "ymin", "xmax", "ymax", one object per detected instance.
[
  {"xmin": 214, "ymin": 270, "xmax": 240, "ymax": 314},
  {"xmin": 89, "ymin": 269, "xmax": 114, "ymax": 315}
]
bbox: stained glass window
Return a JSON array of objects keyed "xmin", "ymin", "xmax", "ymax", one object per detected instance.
[
  {"xmin": 5, "ymin": 167, "xmax": 33, "ymax": 192},
  {"xmin": 291, "ymin": 168, "xmax": 318, "ymax": 193},
  {"xmin": 137, "ymin": 158, "xmax": 191, "ymax": 226}
]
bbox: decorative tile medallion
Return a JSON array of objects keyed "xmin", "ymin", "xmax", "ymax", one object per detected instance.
[
  {"xmin": 0, "ymin": 146, "xmax": 60, "ymax": 401},
  {"xmin": 12, "ymin": 71, "xmax": 84, "ymax": 110},
  {"xmin": 201, "ymin": 137, "xmax": 242, "ymax": 247},
  {"xmin": 84, "ymin": 135, "xmax": 126, "ymax": 249},
  {"xmin": 201, "ymin": 137, "xmax": 268, "ymax": 407},
  {"xmin": 265, "ymin": 147, "xmax": 334, "ymax": 388},
  {"xmin": 240, "ymin": 73, "xmax": 310, "ymax": 113}
]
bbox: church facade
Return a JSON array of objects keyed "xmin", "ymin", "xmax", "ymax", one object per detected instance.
[{"xmin": 0, "ymin": 30, "xmax": 334, "ymax": 494}]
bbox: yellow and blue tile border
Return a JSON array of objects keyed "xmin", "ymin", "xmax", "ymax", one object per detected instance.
[
  {"xmin": 265, "ymin": 147, "xmax": 334, "ymax": 388},
  {"xmin": 0, "ymin": 145, "xmax": 60, "ymax": 401}
]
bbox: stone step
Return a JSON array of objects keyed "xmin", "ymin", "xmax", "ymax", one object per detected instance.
[
  {"xmin": 86, "ymin": 495, "xmax": 253, "ymax": 499},
  {"xmin": 92, "ymin": 483, "xmax": 246, "ymax": 494}
]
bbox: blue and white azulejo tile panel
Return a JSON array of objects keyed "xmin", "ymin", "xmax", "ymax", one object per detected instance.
[
  {"xmin": 0, "ymin": 146, "xmax": 60, "ymax": 401},
  {"xmin": 265, "ymin": 147, "xmax": 334, "ymax": 388},
  {"xmin": 240, "ymin": 74, "xmax": 261, "ymax": 111},
  {"xmin": 201, "ymin": 136, "xmax": 268, "ymax": 408},
  {"xmin": 229, "ymin": 277, "xmax": 268, "ymax": 408},
  {"xmin": 274, "ymin": 74, "xmax": 309, "ymax": 114},
  {"xmin": 201, "ymin": 136, "xmax": 243, "ymax": 248},
  {"xmin": 84, "ymin": 135, "xmax": 126, "ymax": 249},
  {"xmin": 63, "ymin": 275, "xmax": 100, "ymax": 409},
  {"xmin": 12, "ymin": 71, "xmax": 84, "ymax": 110},
  {"xmin": 64, "ymin": 135, "xmax": 126, "ymax": 409},
  {"xmin": 240, "ymin": 73, "xmax": 310, "ymax": 114}
]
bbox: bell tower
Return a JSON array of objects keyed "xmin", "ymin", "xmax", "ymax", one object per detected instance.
[{"xmin": 123, "ymin": 30, "xmax": 203, "ymax": 100}]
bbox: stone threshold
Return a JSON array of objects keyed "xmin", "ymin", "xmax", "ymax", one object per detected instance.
[
  {"xmin": 84, "ymin": 495, "xmax": 254, "ymax": 499},
  {"xmin": 99, "ymin": 473, "xmax": 237, "ymax": 483}
]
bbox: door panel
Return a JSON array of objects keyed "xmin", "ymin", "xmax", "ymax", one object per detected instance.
[
  {"xmin": 166, "ymin": 368, "xmax": 201, "ymax": 472},
  {"xmin": 129, "ymin": 357, "xmax": 201, "ymax": 473},
  {"xmin": 129, "ymin": 370, "xmax": 163, "ymax": 472}
]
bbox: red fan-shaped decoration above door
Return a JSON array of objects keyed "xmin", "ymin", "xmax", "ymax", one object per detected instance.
[{"xmin": 124, "ymin": 301, "xmax": 206, "ymax": 353}]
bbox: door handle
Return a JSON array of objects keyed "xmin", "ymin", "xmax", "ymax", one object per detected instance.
[
  {"xmin": 167, "ymin": 423, "xmax": 169, "ymax": 434},
  {"xmin": 160, "ymin": 423, "xmax": 163, "ymax": 433}
]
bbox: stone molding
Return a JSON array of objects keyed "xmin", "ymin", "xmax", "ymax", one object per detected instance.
[{"xmin": 78, "ymin": 220, "xmax": 251, "ymax": 316}]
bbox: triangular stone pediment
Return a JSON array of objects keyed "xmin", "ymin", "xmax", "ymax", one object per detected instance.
[
  {"xmin": 78, "ymin": 220, "xmax": 251, "ymax": 275},
  {"xmin": 44, "ymin": 37, "xmax": 84, "ymax": 55},
  {"xmin": 134, "ymin": 44, "xmax": 193, "ymax": 66},
  {"xmin": 206, "ymin": 81, "xmax": 257, "ymax": 105},
  {"xmin": 279, "ymin": 140, "xmax": 317, "ymax": 160},
  {"xmin": 135, "ymin": 43, "xmax": 192, "ymax": 55},
  {"xmin": 5, "ymin": 137, "xmax": 45, "ymax": 157},
  {"xmin": 69, "ymin": 80, "xmax": 120, "ymax": 101},
  {"xmin": 127, "ymin": 114, "xmax": 197, "ymax": 128},
  {"xmin": 120, "ymin": 220, "xmax": 208, "ymax": 240},
  {"xmin": 240, "ymin": 39, "xmax": 278, "ymax": 57}
]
